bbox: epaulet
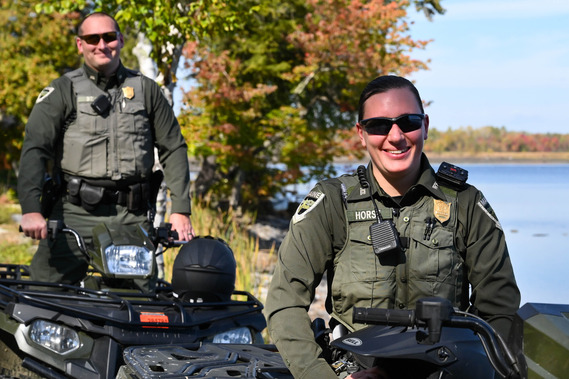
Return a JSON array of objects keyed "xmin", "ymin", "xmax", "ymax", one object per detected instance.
[
  {"xmin": 124, "ymin": 67, "xmax": 142, "ymax": 77},
  {"xmin": 64, "ymin": 67, "xmax": 84, "ymax": 80},
  {"xmin": 436, "ymin": 162, "xmax": 468, "ymax": 191}
]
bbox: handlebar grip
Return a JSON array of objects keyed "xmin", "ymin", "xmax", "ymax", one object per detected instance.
[{"xmin": 353, "ymin": 307, "xmax": 416, "ymax": 326}]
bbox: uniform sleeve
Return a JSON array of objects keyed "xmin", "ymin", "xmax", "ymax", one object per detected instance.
[
  {"xmin": 264, "ymin": 182, "xmax": 344, "ymax": 379},
  {"xmin": 459, "ymin": 187, "xmax": 521, "ymax": 338},
  {"xmin": 18, "ymin": 77, "xmax": 72, "ymax": 214},
  {"xmin": 144, "ymin": 78, "xmax": 191, "ymax": 214}
]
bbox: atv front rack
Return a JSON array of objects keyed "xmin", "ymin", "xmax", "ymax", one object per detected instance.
[{"xmin": 119, "ymin": 343, "xmax": 293, "ymax": 378}]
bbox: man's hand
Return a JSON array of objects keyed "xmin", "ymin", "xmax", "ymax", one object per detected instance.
[
  {"xmin": 347, "ymin": 366, "xmax": 390, "ymax": 379},
  {"xmin": 169, "ymin": 213, "xmax": 195, "ymax": 241},
  {"xmin": 20, "ymin": 212, "xmax": 48, "ymax": 240}
]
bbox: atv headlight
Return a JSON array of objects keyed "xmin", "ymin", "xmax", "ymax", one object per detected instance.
[
  {"xmin": 29, "ymin": 320, "xmax": 80, "ymax": 354},
  {"xmin": 105, "ymin": 244, "xmax": 152, "ymax": 276},
  {"xmin": 213, "ymin": 327, "xmax": 253, "ymax": 344}
]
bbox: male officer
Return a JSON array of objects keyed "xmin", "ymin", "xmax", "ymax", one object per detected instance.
[
  {"xmin": 265, "ymin": 75, "xmax": 520, "ymax": 378},
  {"xmin": 18, "ymin": 12, "xmax": 194, "ymax": 288}
]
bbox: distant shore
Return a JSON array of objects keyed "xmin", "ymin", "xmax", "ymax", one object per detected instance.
[{"xmin": 335, "ymin": 151, "xmax": 569, "ymax": 165}]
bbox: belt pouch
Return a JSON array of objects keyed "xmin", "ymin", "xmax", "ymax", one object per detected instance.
[
  {"xmin": 66, "ymin": 177, "xmax": 82, "ymax": 206},
  {"xmin": 127, "ymin": 183, "xmax": 142, "ymax": 211},
  {"xmin": 79, "ymin": 182, "xmax": 104, "ymax": 211}
]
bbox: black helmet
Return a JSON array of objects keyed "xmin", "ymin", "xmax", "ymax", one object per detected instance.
[{"xmin": 171, "ymin": 236, "xmax": 236, "ymax": 302}]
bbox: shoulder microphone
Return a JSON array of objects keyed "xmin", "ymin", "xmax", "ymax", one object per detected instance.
[{"xmin": 356, "ymin": 166, "xmax": 401, "ymax": 256}]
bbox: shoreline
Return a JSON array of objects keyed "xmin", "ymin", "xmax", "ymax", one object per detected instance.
[{"xmin": 335, "ymin": 151, "xmax": 569, "ymax": 165}]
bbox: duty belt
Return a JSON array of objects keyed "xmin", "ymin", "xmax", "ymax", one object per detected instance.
[{"xmin": 65, "ymin": 176, "xmax": 149, "ymax": 212}]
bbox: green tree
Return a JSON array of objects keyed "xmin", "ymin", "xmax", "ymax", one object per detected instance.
[
  {"xmin": 4, "ymin": 0, "xmax": 444, "ymax": 210},
  {"xmin": 0, "ymin": 1, "xmax": 80, "ymax": 171},
  {"xmin": 180, "ymin": 0, "xmax": 443, "ymax": 209}
]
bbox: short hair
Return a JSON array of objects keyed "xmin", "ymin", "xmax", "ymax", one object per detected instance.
[
  {"xmin": 77, "ymin": 12, "xmax": 121, "ymax": 36},
  {"xmin": 358, "ymin": 75, "xmax": 424, "ymax": 122}
]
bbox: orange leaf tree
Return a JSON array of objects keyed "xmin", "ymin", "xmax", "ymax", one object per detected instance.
[{"xmin": 179, "ymin": 0, "xmax": 439, "ymax": 210}]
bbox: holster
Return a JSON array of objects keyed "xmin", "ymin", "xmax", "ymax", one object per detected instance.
[
  {"xmin": 149, "ymin": 170, "xmax": 164, "ymax": 206},
  {"xmin": 126, "ymin": 182, "xmax": 150, "ymax": 211},
  {"xmin": 40, "ymin": 173, "xmax": 62, "ymax": 218}
]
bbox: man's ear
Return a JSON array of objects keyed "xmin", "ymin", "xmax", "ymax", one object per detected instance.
[{"xmin": 76, "ymin": 37, "xmax": 84, "ymax": 54}]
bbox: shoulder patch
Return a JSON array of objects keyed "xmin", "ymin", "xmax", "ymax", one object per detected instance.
[
  {"xmin": 477, "ymin": 196, "xmax": 502, "ymax": 231},
  {"xmin": 36, "ymin": 87, "xmax": 55, "ymax": 103},
  {"xmin": 292, "ymin": 190, "xmax": 325, "ymax": 224}
]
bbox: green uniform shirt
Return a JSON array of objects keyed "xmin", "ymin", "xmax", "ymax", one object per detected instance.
[
  {"xmin": 18, "ymin": 63, "xmax": 191, "ymax": 215},
  {"xmin": 265, "ymin": 155, "xmax": 520, "ymax": 378}
]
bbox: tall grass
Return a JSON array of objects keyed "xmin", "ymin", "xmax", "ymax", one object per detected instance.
[
  {"xmin": 0, "ymin": 203, "xmax": 35, "ymax": 264},
  {"xmin": 163, "ymin": 202, "xmax": 269, "ymax": 299}
]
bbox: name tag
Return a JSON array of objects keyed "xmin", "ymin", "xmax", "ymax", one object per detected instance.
[{"xmin": 347, "ymin": 209, "xmax": 393, "ymax": 222}]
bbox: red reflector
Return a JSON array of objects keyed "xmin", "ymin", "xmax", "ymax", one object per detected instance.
[{"xmin": 140, "ymin": 312, "xmax": 169, "ymax": 328}]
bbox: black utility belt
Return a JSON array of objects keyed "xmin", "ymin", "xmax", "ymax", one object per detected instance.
[{"xmin": 65, "ymin": 177, "xmax": 150, "ymax": 212}]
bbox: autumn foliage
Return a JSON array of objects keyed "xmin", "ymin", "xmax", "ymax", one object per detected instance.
[
  {"xmin": 425, "ymin": 126, "xmax": 569, "ymax": 154},
  {"xmin": 178, "ymin": 0, "xmax": 433, "ymax": 209}
]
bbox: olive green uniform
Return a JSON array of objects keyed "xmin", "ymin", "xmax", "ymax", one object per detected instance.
[
  {"xmin": 265, "ymin": 156, "xmax": 520, "ymax": 378},
  {"xmin": 18, "ymin": 63, "xmax": 191, "ymax": 286}
]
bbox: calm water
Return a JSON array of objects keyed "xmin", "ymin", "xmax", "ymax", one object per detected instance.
[{"xmin": 286, "ymin": 163, "xmax": 569, "ymax": 306}]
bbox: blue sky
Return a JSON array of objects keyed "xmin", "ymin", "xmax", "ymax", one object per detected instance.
[{"xmin": 407, "ymin": 0, "xmax": 569, "ymax": 134}]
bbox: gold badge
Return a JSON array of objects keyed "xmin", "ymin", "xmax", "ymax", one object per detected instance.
[
  {"xmin": 433, "ymin": 199, "xmax": 451, "ymax": 223},
  {"xmin": 122, "ymin": 86, "xmax": 134, "ymax": 99}
]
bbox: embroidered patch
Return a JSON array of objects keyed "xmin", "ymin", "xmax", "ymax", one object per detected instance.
[
  {"xmin": 477, "ymin": 196, "xmax": 502, "ymax": 231},
  {"xmin": 292, "ymin": 191, "xmax": 325, "ymax": 224},
  {"xmin": 36, "ymin": 87, "xmax": 55, "ymax": 103},
  {"xmin": 122, "ymin": 86, "xmax": 134, "ymax": 99},
  {"xmin": 433, "ymin": 199, "xmax": 451, "ymax": 223}
]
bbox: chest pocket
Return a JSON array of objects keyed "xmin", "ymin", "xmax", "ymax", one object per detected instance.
[
  {"xmin": 344, "ymin": 221, "xmax": 396, "ymax": 282},
  {"xmin": 62, "ymin": 101, "xmax": 108, "ymax": 177},
  {"xmin": 117, "ymin": 100, "xmax": 153, "ymax": 173},
  {"xmin": 408, "ymin": 220, "xmax": 457, "ymax": 283}
]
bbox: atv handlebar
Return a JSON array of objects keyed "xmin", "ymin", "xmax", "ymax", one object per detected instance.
[
  {"xmin": 353, "ymin": 307, "xmax": 416, "ymax": 327},
  {"xmin": 21, "ymin": 220, "xmax": 185, "ymax": 260},
  {"xmin": 353, "ymin": 297, "xmax": 521, "ymax": 379}
]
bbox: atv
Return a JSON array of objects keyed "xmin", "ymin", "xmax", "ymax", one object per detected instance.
[{"xmin": 0, "ymin": 220, "xmax": 274, "ymax": 378}]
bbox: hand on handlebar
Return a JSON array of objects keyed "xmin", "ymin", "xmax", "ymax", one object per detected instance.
[{"xmin": 20, "ymin": 212, "xmax": 48, "ymax": 240}]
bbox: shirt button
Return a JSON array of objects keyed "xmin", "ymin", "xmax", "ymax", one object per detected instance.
[
  {"xmin": 403, "ymin": 216, "xmax": 410, "ymax": 222},
  {"xmin": 399, "ymin": 303, "xmax": 406, "ymax": 309}
]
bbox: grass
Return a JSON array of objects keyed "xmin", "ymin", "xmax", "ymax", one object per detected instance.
[{"xmin": 0, "ymin": 200, "xmax": 35, "ymax": 265}]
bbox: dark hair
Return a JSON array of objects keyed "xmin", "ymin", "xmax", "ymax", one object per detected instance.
[
  {"xmin": 77, "ymin": 12, "xmax": 121, "ymax": 36},
  {"xmin": 358, "ymin": 75, "xmax": 424, "ymax": 122}
]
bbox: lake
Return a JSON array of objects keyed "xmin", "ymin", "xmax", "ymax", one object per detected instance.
[{"xmin": 285, "ymin": 162, "xmax": 569, "ymax": 307}]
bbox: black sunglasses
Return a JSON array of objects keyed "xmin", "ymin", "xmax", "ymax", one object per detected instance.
[
  {"xmin": 79, "ymin": 32, "xmax": 119, "ymax": 45},
  {"xmin": 359, "ymin": 114, "xmax": 425, "ymax": 135}
]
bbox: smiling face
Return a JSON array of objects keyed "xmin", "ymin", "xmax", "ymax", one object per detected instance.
[
  {"xmin": 357, "ymin": 87, "xmax": 429, "ymax": 195},
  {"xmin": 76, "ymin": 14, "xmax": 124, "ymax": 77}
]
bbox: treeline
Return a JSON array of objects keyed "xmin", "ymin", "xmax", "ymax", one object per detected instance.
[{"xmin": 425, "ymin": 126, "xmax": 569, "ymax": 153}]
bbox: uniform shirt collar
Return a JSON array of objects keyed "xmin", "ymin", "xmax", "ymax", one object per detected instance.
[
  {"xmin": 82, "ymin": 62, "xmax": 128, "ymax": 90},
  {"xmin": 347, "ymin": 154, "xmax": 447, "ymax": 204}
]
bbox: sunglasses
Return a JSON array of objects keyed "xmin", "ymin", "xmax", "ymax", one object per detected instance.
[
  {"xmin": 359, "ymin": 114, "xmax": 425, "ymax": 135},
  {"xmin": 79, "ymin": 32, "xmax": 119, "ymax": 45}
]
